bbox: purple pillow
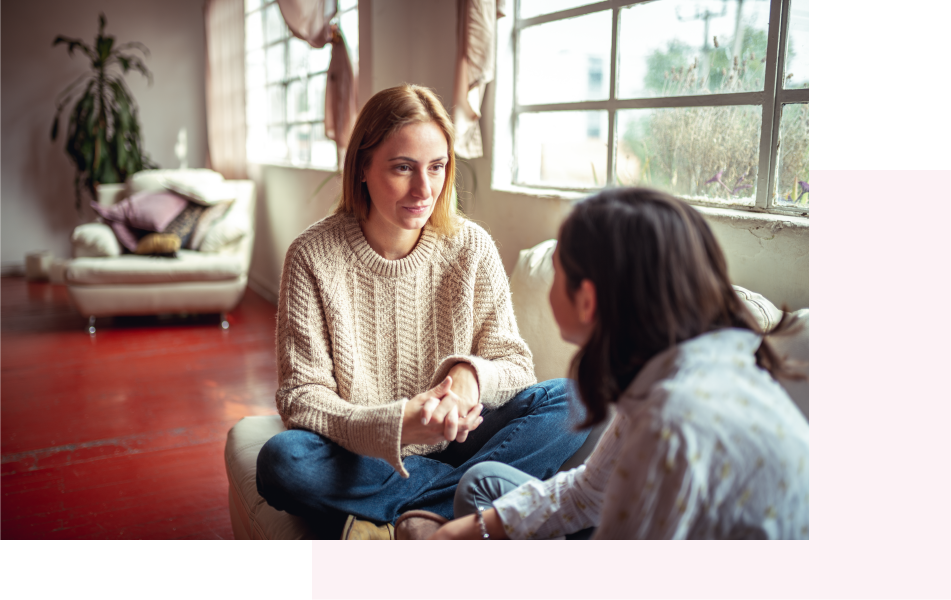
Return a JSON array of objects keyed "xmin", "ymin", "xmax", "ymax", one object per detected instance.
[{"xmin": 91, "ymin": 191, "xmax": 189, "ymax": 252}]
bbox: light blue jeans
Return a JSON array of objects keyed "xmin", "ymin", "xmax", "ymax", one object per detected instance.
[
  {"xmin": 454, "ymin": 460, "xmax": 595, "ymax": 540},
  {"xmin": 256, "ymin": 379, "xmax": 590, "ymax": 539}
]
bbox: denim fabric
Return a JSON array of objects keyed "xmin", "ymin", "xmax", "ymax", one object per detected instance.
[
  {"xmin": 453, "ymin": 461, "xmax": 594, "ymax": 540},
  {"xmin": 256, "ymin": 378, "xmax": 589, "ymax": 535},
  {"xmin": 453, "ymin": 461, "xmax": 536, "ymax": 518}
]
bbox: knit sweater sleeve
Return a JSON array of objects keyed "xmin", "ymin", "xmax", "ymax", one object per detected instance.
[
  {"xmin": 275, "ymin": 236, "xmax": 408, "ymax": 477},
  {"xmin": 431, "ymin": 226, "xmax": 536, "ymax": 408}
]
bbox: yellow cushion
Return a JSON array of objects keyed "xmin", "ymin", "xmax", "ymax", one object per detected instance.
[{"xmin": 135, "ymin": 233, "xmax": 181, "ymax": 255}]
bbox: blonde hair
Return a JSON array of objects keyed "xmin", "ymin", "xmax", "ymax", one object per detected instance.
[{"xmin": 335, "ymin": 84, "xmax": 461, "ymax": 236}]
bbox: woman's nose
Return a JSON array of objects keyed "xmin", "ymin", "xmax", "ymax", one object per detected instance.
[{"xmin": 410, "ymin": 170, "xmax": 431, "ymax": 198}]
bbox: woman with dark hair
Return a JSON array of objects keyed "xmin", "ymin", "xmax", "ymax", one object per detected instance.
[
  {"xmin": 254, "ymin": 84, "xmax": 589, "ymax": 539},
  {"xmin": 431, "ymin": 187, "xmax": 809, "ymax": 540}
]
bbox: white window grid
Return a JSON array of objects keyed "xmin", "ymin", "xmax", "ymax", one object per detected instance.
[
  {"xmin": 505, "ymin": 0, "xmax": 808, "ymax": 216},
  {"xmin": 244, "ymin": 0, "xmax": 358, "ymax": 169}
]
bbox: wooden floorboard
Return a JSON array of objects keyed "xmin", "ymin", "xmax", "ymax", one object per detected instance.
[{"xmin": 1, "ymin": 276, "xmax": 279, "ymax": 539}]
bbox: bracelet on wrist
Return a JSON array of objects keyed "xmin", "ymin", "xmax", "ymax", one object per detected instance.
[{"xmin": 475, "ymin": 506, "xmax": 490, "ymax": 539}]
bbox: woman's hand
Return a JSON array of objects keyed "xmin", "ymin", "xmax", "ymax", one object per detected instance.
[
  {"xmin": 444, "ymin": 363, "xmax": 481, "ymax": 442},
  {"xmin": 428, "ymin": 509, "xmax": 509, "ymax": 540},
  {"xmin": 402, "ymin": 377, "xmax": 484, "ymax": 445}
]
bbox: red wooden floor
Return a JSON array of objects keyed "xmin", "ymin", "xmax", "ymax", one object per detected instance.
[{"xmin": 1, "ymin": 277, "xmax": 279, "ymax": 539}]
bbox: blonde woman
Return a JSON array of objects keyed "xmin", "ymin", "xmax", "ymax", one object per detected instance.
[{"xmin": 255, "ymin": 85, "xmax": 589, "ymax": 539}]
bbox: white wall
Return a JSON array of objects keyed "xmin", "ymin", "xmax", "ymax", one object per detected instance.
[
  {"xmin": 1, "ymin": 0, "xmax": 208, "ymax": 271},
  {"xmin": 246, "ymin": 0, "xmax": 810, "ymax": 310}
]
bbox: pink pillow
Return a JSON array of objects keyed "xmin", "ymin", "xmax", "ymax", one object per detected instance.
[{"xmin": 91, "ymin": 191, "xmax": 189, "ymax": 252}]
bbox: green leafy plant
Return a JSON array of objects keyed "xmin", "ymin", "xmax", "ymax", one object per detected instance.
[{"xmin": 51, "ymin": 13, "xmax": 158, "ymax": 210}]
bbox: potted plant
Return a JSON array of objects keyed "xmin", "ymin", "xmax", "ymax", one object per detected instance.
[{"xmin": 51, "ymin": 13, "xmax": 158, "ymax": 211}]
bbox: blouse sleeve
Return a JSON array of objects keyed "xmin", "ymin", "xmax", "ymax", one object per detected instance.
[
  {"xmin": 592, "ymin": 407, "xmax": 702, "ymax": 539},
  {"xmin": 275, "ymin": 239, "xmax": 410, "ymax": 477},
  {"xmin": 430, "ymin": 228, "xmax": 536, "ymax": 408},
  {"xmin": 492, "ymin": 414, "xmax": 626, "ymax": 539}
]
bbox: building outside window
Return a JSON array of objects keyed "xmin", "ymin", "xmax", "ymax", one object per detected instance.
[
  {"xmin": 502, "ymin": 0, "xmax": 809, "ymax": 215},
  {"xmin": 244, "ymin": 0, "xmax": 359, "ymax": 170}
]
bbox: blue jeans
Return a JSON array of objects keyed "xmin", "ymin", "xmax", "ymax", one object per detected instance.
[
  {"xmin": 256, "ymin": 379, "xmax": 589, "ymax": 538},
  {"xmin": 454, "ymin": 461, "xmax": 594, "ymax": 540}
]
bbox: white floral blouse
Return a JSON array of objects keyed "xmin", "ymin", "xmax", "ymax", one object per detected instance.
[{"xmin": 493, "ymin": 329, "xmax": 809, "ymax": 540}]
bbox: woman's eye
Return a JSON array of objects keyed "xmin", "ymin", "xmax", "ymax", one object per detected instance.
[
  {"xmin": 396, "ymin": 164, "xmax": 411, "ymax": 173},
  {"xmin": 431, "ymin": 163, "xmax": 445, "ymax": 172}
]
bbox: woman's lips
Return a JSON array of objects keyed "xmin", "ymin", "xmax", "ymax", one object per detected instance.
[{"xmin": 402, "ymin": 205, "xmax": 429, "ymax": 215}]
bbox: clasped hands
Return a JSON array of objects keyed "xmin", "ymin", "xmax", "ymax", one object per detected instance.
[{"xmin": 402, "ymin": 363, "xmax": 483, "ymax": 445}]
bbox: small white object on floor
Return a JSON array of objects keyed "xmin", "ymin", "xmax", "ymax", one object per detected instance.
[{"xmin": 25, "ymin": 250, "xmax": 53, "ymax": 281}]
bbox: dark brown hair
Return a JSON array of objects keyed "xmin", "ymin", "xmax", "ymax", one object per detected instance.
[
  {"xmin": 334, "ymin": 84, "xmax": 461, "ymax": 236},
  {"xmin": 558, "ymin": 187, "xmax": 787, "ymax": 427}
]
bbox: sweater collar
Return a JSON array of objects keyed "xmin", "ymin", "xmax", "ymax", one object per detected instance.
[{"xmin": 342, "ymin": 212, "xmax": 439, "ymax": 277}]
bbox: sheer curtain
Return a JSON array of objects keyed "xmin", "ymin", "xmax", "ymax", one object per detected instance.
[
  {"xmin": 277, "ymin": 0, "xmax": 357, "ymax": 161},
  {"xmin": 453, "ymin": 0, "xmax": 506, "ymax": 159},
  {"xmin": 205, "ymin": 0, "xmax": 247, "ymax": 180}
]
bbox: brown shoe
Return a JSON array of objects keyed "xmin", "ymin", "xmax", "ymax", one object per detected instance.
[
  {"xmin": 394, "ymin": 510, "xmax": 449, "ymax": 540},
  {"xmin": 341, "ymin": 514, "xmax": 395, "ymax": 540}
]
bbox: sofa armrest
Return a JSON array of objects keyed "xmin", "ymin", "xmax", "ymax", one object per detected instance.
[{"xmin": 71, "ymin": 223, "xmax": 122, "ymax": 258}]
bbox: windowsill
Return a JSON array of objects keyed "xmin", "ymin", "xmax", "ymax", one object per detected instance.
[{"xmin": 491, "ymin": 182, "xmax": 809, "ymax": 229}]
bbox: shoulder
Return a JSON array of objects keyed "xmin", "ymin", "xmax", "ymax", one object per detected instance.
[
  {"xmin": 285, "ymin": 213, "xmax": 352, "ymax": 271},
  {"xmin": 435, "ymin": 219, "xmax": 501, "ymax": 270}
]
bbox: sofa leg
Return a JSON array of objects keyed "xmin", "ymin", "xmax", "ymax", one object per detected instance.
[
  {"xmin": 220, "ymin": 313, "xmax": 230, "ymax": 330},
  {"xmin": 87, "ymin": 316, "xmax": 96, "ymax": 335}
]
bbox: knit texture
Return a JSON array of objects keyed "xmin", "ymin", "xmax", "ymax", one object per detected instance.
[{"xmin": 275, "ymin": 212, "xmax": 536, "ymax": 477}]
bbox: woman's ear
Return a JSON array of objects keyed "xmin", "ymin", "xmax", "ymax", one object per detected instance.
[{"xmin": 575, "ymin": 279, "xmax": 598, "ymax": 327}]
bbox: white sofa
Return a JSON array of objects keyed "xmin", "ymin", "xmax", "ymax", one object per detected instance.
[
  {"xmin": 224, "ymin": 239, "xmax": 809, "ymax": 539},
  {"xmin": 65, "ymin": 169, "xmax": 256, "ymax": 333}
]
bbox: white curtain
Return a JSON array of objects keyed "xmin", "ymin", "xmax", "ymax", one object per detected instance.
[
  {"xmin": 453, "ymin": 0, "xmax": 506, "ymax": 159},
  {"xmin": 277, "ymin": 0, "xmax": 357, "ymax": 162},
  {"xmin": 205, "ymin": 0, "xmax": 247, "ymax": 180}
]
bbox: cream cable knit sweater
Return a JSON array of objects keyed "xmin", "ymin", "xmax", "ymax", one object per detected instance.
[{"xmin": 276, "ymin": 212, "xmax": 536, "ymax": 477}]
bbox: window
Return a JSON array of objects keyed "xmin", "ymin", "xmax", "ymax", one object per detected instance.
[
  {"xmin": 244, "ymin": 0, "xmax": 359, "ymax": 169},
  {"xmin": 499, "ymin": 0, "xmax": 809, "ymax": 215}
]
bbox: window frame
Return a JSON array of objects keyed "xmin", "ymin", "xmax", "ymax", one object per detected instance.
[
  {"xmin": 244, "ymin": 0, "xmax": 358, "ymax": 169},
  {"xmin": 496, "ymin": 0, "xmax": 808, "ymax": 216}
]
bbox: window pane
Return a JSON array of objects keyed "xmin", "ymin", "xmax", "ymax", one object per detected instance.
[
  {"xmin": 518, "ymin": 11, "xmax": 611, "ymax": 105},
  {"xmin": 339, "ymin": 0, "xmax": 358, "ymax": 12},
  {"xmin": 516, "ymin": 111, "xmax": 608, "ymax": 189},
  {"xmin": 246, "ymin": 85, "xmax": 267, "ymax": 128},
  {"xmin": 267, "ymin": 125, "xmax": 288, "ymax": 160},
  {"xmin": 245, "ymin": 10, "xmax": 263, "ymax": 51},
  {"xmin": 773, "ymin": 103, "xmax": 809, "ymax": 208},
  {"xmin": 617, "ymin": 0, "xmax": 770, "ymax": 99},
  {"xmin": 265, "ymin": 3, "xmax": 286, "ymax": 45},
  {"xmin": 246, "ymin": 124, "xmax": 267, "ymax": 162},
  {"xmin": 246, "ymin": 48, "xmax": 266, "ymax": 92},
  {"xmin": 311, "ymin": 123, "xmax": 338, "ymax": 169},
  {"xmin": 287, "ymin": 37, "xmax": 312, "ymax": 78},
  {"xmin": 245, "ymin": 0, "xmax": 263, "ymax": 14},
  {"xmin": 339, "ymin": 7, "xmax": 360, "ymax": 67},
  {"xmin": 308, "ymin": 74, "xmax": 326, "ymax": 118},
  {"xmin": 287, "ymin": 78, "xmax": 314, "ymax": 123},
  {"xmin": 616, "ymin": 105, "xmax": 761, "ymax": 205},
  {"xmin": 308, "ymin": 45, "xmax": 332, "ymax": 73},
  {"xmin": 288, "ymin": 124, "xmax": 312, "ymax": 165},
  {"xmin": 519, "ymin": 0, "xmax": 601, "ymax": 19},
  {"xmin": 784, "ymin": 0, "xmax": 809, "ymax": 88},
  {"xmin": 268, "ymin": 84, "xmax": 284, "ymax": 125},
  {"xmin": 266, "ymin": 43, "xmax": 285, "ymax": 83}
]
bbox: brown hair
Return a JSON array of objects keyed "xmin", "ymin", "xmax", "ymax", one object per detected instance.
[
  {"xmin": 334, "ymin": 84, "xmax": 461, "ymax": 236},
  {"xmin": 557, "ymin": 187, "xmax": 788, "ymax": 427}
]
